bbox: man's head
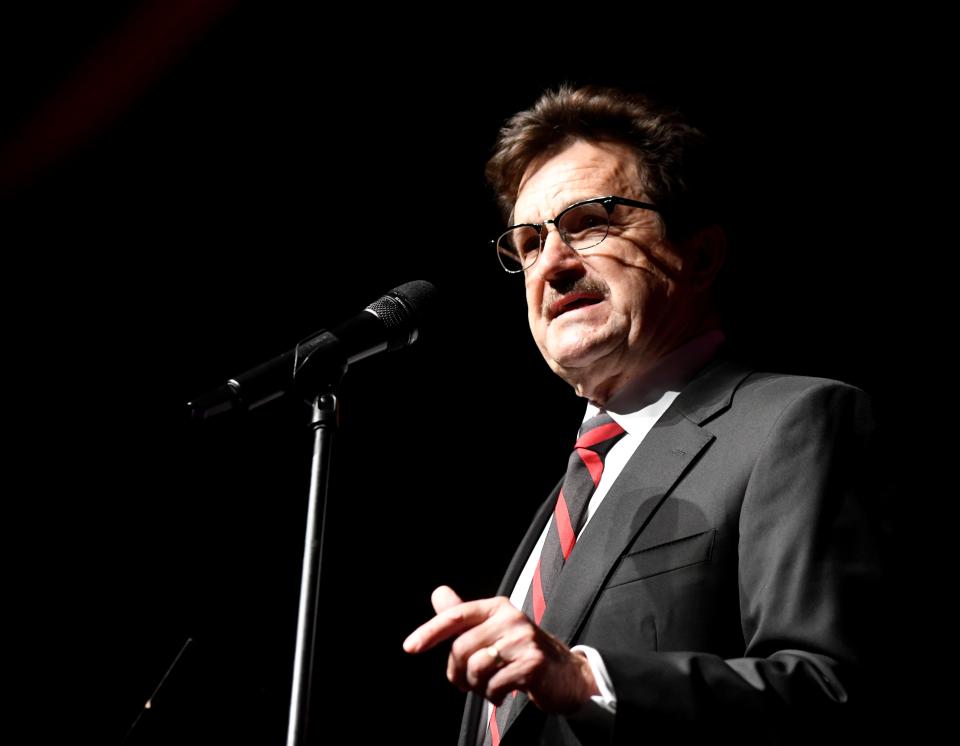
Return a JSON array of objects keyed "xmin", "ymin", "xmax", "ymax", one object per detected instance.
[{"xmin": 487, "ymin": 85, "xmax": 726, "ymax": 405}]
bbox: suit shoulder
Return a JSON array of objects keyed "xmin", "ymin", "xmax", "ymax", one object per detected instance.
[
  {"xmin": 716, "ymin": 370, "xmax": 875, "ymax": 439},
  {"xmin": 736, "ymin": 371, "xmax": 869, "ymax": 406}
]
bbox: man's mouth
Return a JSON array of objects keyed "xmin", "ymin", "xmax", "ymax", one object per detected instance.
[{"xmin": 548, "ymin": 292, "xmax": 605, "ymax": 320}]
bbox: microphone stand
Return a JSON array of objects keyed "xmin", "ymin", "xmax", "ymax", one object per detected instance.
[
  {"xmin": 285, "ymin": 388, "xmax": 338, "ymax": 746},
  {"xmin": 285, "ymin": 334, "xmax": 348, "ymax": 746}
]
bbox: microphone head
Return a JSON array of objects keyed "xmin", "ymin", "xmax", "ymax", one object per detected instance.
[
  {"xmin": 389, "ymin": 279, "xmax": 437, "ymax": 312},
  {"xmin": 367, "ymin": 280, "xmax": 438, "ymax": 350}
]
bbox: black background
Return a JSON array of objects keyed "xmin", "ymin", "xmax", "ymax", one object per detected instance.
[{"xmin": 2, "ymin": 3, "xmax": 938, "ymax": 744}]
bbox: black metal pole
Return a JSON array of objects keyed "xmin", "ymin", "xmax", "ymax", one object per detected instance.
[{"xmin": 286, "ymin": 390, "xmax": 338, "ymax": 746}]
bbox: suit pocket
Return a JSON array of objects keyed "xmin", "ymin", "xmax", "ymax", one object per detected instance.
[{"xmin": 606, "ymin": 529, "xmax": 716, "ymax": 588}]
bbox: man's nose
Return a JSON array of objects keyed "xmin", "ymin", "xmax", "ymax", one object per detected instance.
[{"xmin": 533, "ymin": 225, "xmax": 585, "ymax": 281}]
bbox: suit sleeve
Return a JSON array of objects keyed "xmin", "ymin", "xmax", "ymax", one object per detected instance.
[{"xmin": 596, "ymin": 382, "xmax": 890, "ymax": 745}]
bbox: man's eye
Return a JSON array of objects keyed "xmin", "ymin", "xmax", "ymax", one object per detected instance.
[
  {"xmin": 520, "ymin": 234, "xmax": 541, "ymax": 255},
  {"xmin": 564, "ymin": 215, "xmax": 605, "ymax": 236},
  {"xmin": 561, "ymin": 205, "xmax": 609, "ymax": 238}
]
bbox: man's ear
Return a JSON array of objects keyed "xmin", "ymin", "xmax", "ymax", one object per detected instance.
[{"xmin": 686, "ymin": 224, "xmax": 727, "ymax": 291}]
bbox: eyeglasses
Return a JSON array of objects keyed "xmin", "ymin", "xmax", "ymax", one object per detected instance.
[{"xmin": 492, "ymin": 195, "xmax": 660, "ymax": 274}]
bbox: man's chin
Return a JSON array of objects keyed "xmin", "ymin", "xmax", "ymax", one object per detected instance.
[{"xmin": 543, "ymin": 329, "xmax": 614, "ymax": 369}]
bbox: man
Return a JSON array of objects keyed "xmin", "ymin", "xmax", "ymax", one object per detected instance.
[{"xmin": 403, "ymin": 85, "xmax": 886, "ymax": 745}]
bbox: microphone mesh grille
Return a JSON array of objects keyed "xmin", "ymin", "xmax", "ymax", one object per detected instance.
[{"xmin": 367, "ymin": 295, "xmax": 404, "ymax": 330}]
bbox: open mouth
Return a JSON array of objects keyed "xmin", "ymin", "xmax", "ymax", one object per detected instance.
[{"xmin": 551, "ymin": 293, "xmax": 604, "ymax": 319}]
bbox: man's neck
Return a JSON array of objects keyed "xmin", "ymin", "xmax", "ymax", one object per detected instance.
[{"xmin": 593, "ymin": 329, "xmax": 726, "ymax": 416}]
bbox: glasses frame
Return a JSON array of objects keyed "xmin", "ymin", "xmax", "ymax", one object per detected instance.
[{"xmin": 492, "ymin": 195, "xmax": 660, "ymax": 274}]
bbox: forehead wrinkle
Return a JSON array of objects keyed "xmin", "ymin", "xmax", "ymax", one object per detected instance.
[{"xmin": 514, "ymin": 142, "xmax": 645, "ymax": 224}]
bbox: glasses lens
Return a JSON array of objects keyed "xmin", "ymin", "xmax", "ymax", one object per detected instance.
[
  {"xmin": 558, "ymin": 202, "xmax": 610, "ymax": 250},
  {"xmin": 497, "ymin": 226, "xmax": 541, "ymax": 273}
]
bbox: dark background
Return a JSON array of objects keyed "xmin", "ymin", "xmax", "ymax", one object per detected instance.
[{"xmin": 2, "ymin": 3, "xmax": 937, "ymax": 744}]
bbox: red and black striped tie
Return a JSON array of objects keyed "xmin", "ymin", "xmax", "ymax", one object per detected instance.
[{"xmin": 484, "ymin": 411, "xmax": 626, "ymax": 745}]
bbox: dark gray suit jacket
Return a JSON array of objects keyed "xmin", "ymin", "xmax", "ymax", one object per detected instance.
[{"xmin": 458, "ymin": 358, "xmax": 887, "ymax": 745}]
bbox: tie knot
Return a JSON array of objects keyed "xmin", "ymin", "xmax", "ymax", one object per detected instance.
[{"xmin": 575, "ymin": 411, "xmax": 625, "ymax": 450}]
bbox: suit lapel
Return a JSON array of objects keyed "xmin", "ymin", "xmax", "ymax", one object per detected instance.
[
  {"xmin": 502, "ymin": 358, "xmax": 753, "ymax": 738},
  {"xmin": 538, "ymin": 414, "xmax": 714, "ymax": 641}
]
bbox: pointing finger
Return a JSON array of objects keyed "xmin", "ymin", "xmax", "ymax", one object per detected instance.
[
  {"xmin": 431, "ymin": 585, "xmax": 463, "ymax": 614},
  {"xmin": 404, "ymin": 597, "xmax": 504, "ymax": 653}
]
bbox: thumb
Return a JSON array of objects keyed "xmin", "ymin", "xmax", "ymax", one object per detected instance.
[{"xmin": 431, "ymin": 585, "xmax": 463, "ymax": 614}]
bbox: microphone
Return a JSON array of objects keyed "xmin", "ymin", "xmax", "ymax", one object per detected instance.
[{"xmin": 188, "ymin": 280, "xmax": 437, "ymax": 420}]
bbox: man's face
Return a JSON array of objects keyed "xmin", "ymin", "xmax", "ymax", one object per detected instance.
[{"xmin": 514, "ymin": 139, "xmax": 705, "ymax": 403}]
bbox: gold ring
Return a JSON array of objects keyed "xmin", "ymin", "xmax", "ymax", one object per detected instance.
[{"xmin": 485, "ymin": 644, "xmax": 503, "ymax": 666}]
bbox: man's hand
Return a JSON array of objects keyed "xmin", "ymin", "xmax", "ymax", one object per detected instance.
[{"xmin": 403, "ymin": 585, "xmax": 599, "ymax": 714}]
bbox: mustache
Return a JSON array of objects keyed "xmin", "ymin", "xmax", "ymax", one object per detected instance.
[{"xmin": 542, "ymin": 276, "xmax": 609, "ymax": 313}]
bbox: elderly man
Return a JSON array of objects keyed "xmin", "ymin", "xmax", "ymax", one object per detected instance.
[{"xmin": 403, "ymin": 86, "xmax": 885, "ymax": 745}]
